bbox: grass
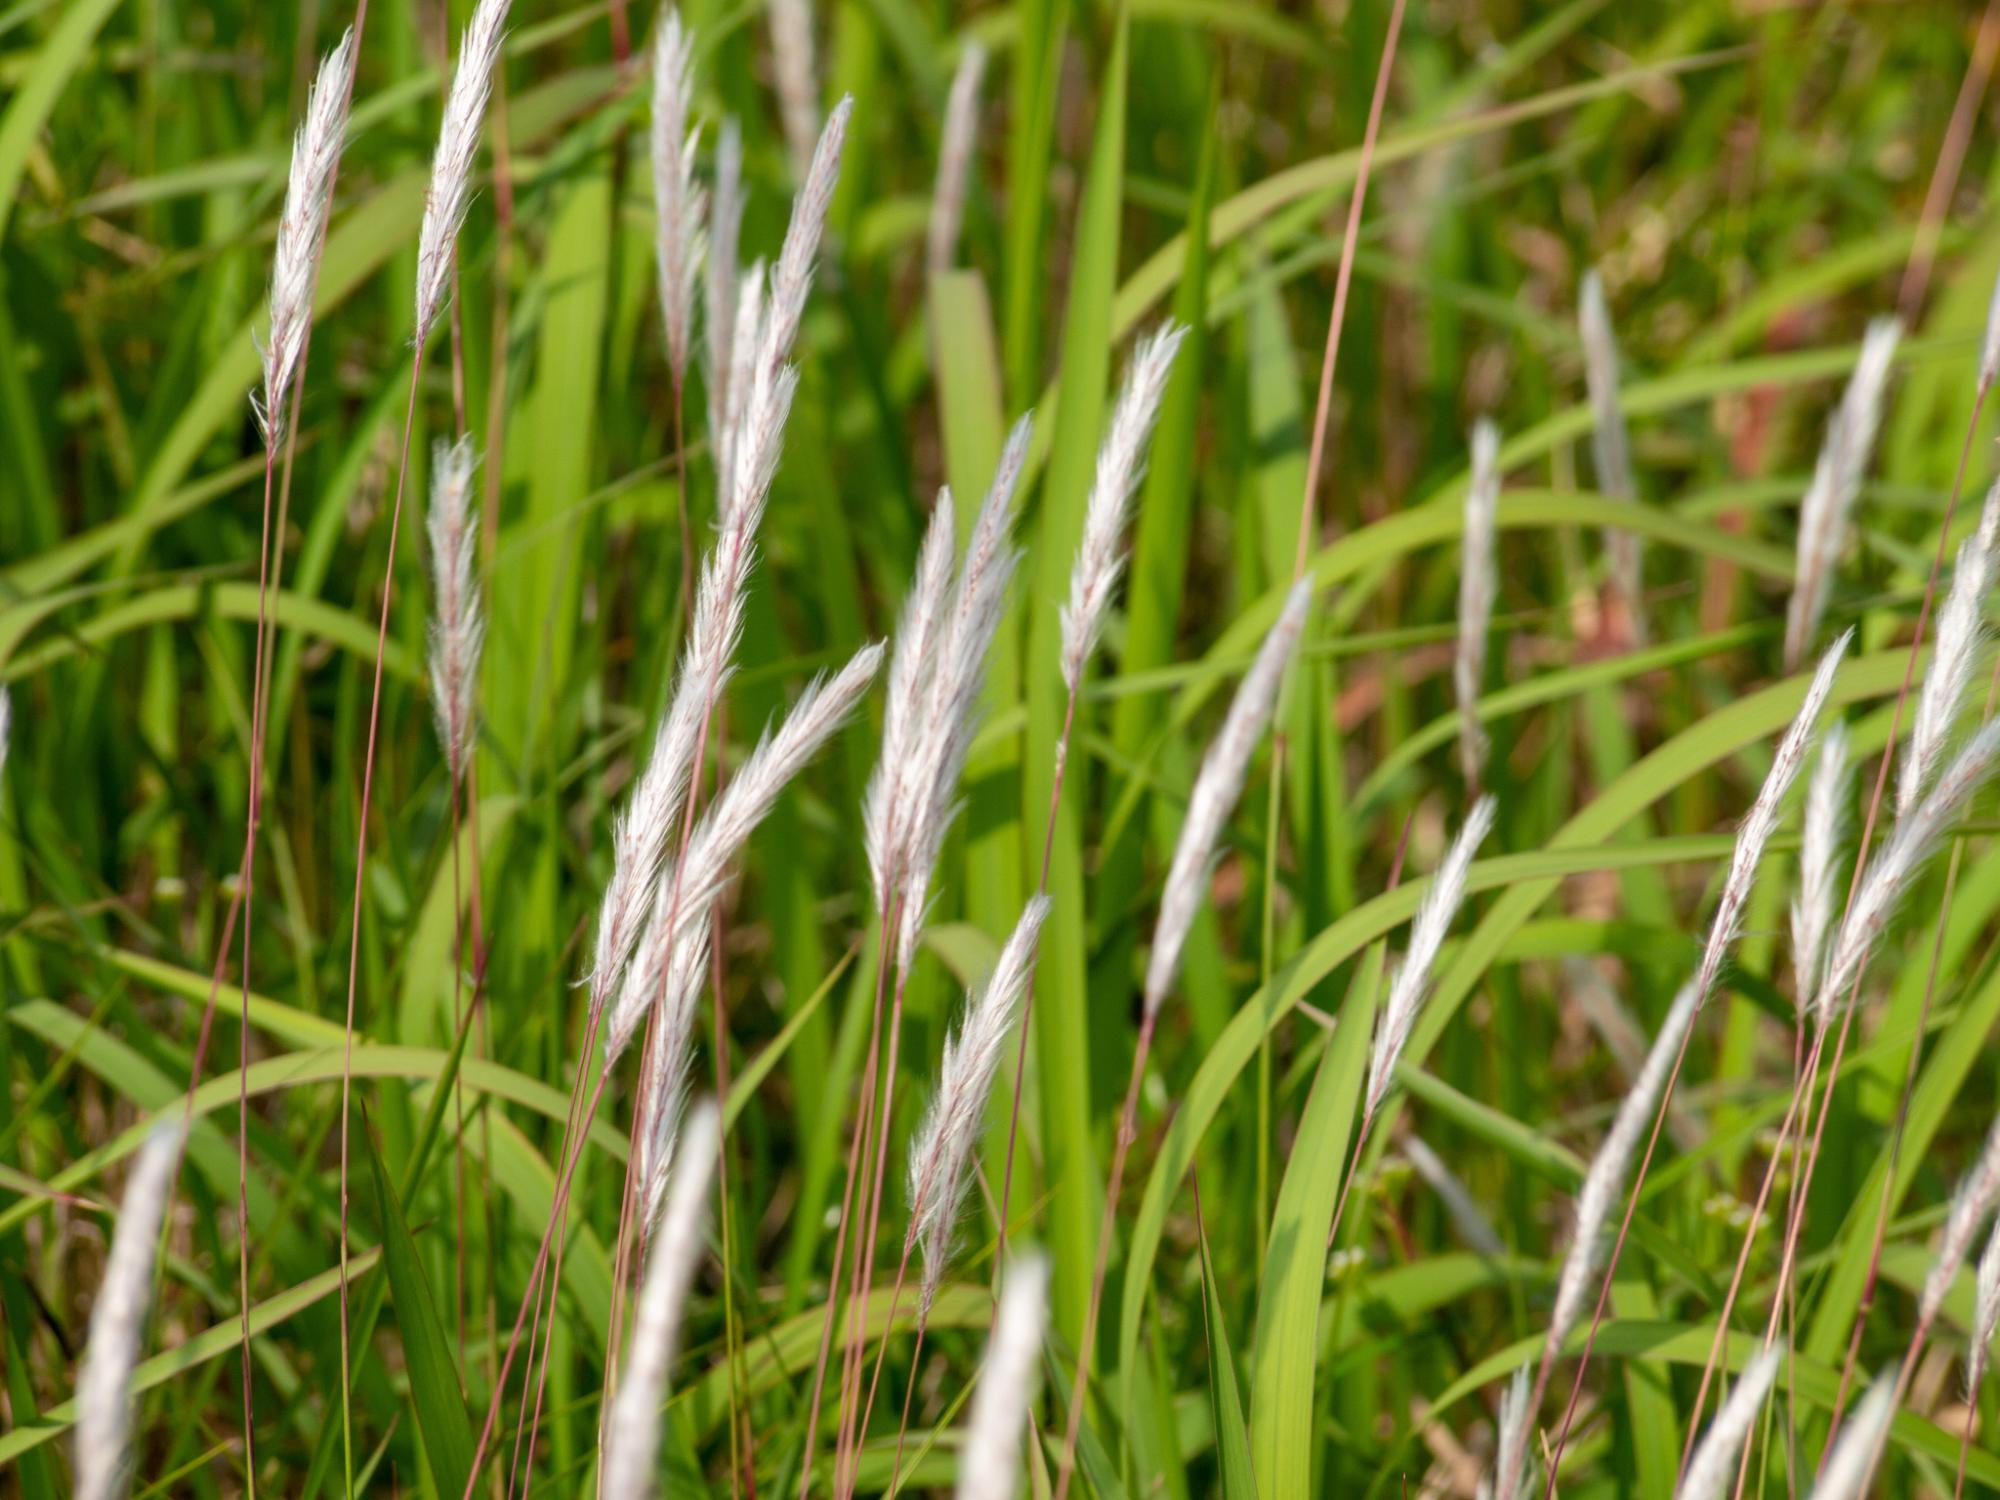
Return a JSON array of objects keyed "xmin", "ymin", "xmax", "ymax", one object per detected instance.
[{"xmin": 9, "ymin": 0, "xmax": 2000, "ymax": 1497}]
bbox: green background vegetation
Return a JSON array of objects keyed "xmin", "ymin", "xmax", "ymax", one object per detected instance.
[{"xmin": 6, "ymin": 0, "xmax": 2000, "ymax": 1494}]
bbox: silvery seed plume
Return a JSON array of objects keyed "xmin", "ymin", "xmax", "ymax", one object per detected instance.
[
  {"xmin": 1816, "ymin": 716, "xmax": 2000, "ymax": 1021},
  {"xmin": 1792, "ymin": 720, "xmax": 1850, "ymax": 1006},
  {"xmin": 1403, "ymin": 1135, "xmax": 1504, "ymax": 1257},
  {"xmin": 895, "ymin": 419, "xmax": 1032, "ymax": 971},
  {"xmin": 704, "ymin": 117, "xmax": 744, "ymax": 443},
  {"xmin": 1687, "ymin": 631, "xmax": 1849, "ymax": 1014},
  {"xmin": 864, "ymin": 491, "xmax": 957, "ymax": 905},
  {"xmin": 258, "ymin": 29, "xmax": 356, "ymax": 445},
  {"xmin": 1918, "ymin": 1112, "xmax": 2000, "ymax": 1330},
  {"xmin": 1806, "ymin": 1370, "xmax": 1895, "ymax": 1500},
  {"xmin": 718, "ymin": 89, "xmax": 848, "ymax": 524},
  {"xmin": 1544, "ymin": 978, "xmax": 1699, "ymax": 1369},
  {"xmin": 1365, "ymin": 796, "xmax": 1496, "ymax": 1116},
  {"xmin": 1968, "ymin": 1213, "xmax": 2000, "ymax": 1401},
  {"xmin": 956, "ymin": 1252, "xmax": 1049, "ymax": 1500},
  {"xmin": 634, "ymin": 959, "xmax": 702, "ymax": 1232},
  {"xmin": 906, "ymin": 897, "xmax": 1049, "ymax": 1315},
  {"xmin": 426, "ymin": 437, "xmax": 483, "ymax": 784},
  {"xmin": 714, "ymin": 261, "xmax": 764, "ymax": 515},
  {"xmin": 1900, "ymin": 528, "xmax": 1992, "ymax": 816},
  {"xmin": 926, "ymin": 43, "xmax": 987, "ymax": 276},
  {"xmin": 601, "ymin": 1098, "xmax": 718, "ymax": 1500},
  {"xmin": 1060, "ymin": 324, "xmax": 1188, "ymax": 695},
  {"xmin": 605, "ymin": 643, "xmax": 884, "ymax": 1066},
  {"xmin": 1143, "ymin": 579, "xmax": 1312, "ymax": 1020},
  {"xmin": 1484, "ymin": 1366, "xmax": 1535, "ymax": 1500},
  {"xmin": 1676, "ymin": 1349, "xmax": 1780, "ymax": 1500},
  {"xmin": 587, "ymin": 658, "xmax": 710, "ymax": 1014},
  {"xmin": 0, "ymin": 684, "xmax": 10, "ymax": 781},
  {"xmin": 767, "ymin": 0, "xmax": 820, "ymax": 178},
  {"xmin": 1982, "ymin": 259, "xmax": 2000, "ymax": 396},
  {"xmin": 415, "ymin": 0, "xmax": 510, "ymax": 343},
  {"xmin": 75, "ymin": 1122, "xmax": 184, "ymax": 1500},
  {"xmin": 651, "ymin": 9, "xmax": 706, "ymax": 392},
  {"xmin": 1784, "ymin": 317, "xmax": 1902, "ymax": 668},
  {"xmin": 1457, "ymin": 418, "xmax": 1501, "ymax": 785},
  {"xmin": 1579, "ymin": 270, "xmax": 1642, "ymax": 633}
]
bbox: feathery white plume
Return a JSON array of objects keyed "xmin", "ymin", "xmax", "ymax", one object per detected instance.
[
  {"xmin": 721, "ymin": 97, "xmax": 848, "ymax": 523},
  {"xmin": 1919, "ymin": 1113, "xmax": 2000, "ymax": 1330},
  {"xmin": 588, "ymin": 668, "xmax": 708, "ymax": 1015},
  {"xmin": 714, "ymin": 261, "xmax": 764, "ymax": 518},
  {"xmin": 1817, "ymin": 716, "xmax": 2000, "ymax": 1019},
  {"xmin": 882, "ymin": 419, "xmax": 1031, "ymax": 971},
  {"xmin": 1144, "ymin": 580, "xmax": 1313, "ymax": 1019},
  {"xmin": 956, "ymin": 1252, "xmax": 1049, "ymax": 1500},
  {"xmin": 704, "ymin": 117, "xmax": 744, "ymax": 444},
  {"xmin": 258, "ymin": 29, "xmax": 356, "ymax": 444},
  {"xmin": 1545, "ymin": 979, "xmax": 1699, "ymax": 1366},
  {"xmin": 415, "ymin": 0, "xmax": 510, "ymax": 342},
  {"xmin": 865, "ymin": 492, "xmax": 958, "ymax": 904},
  {"xmin": 1484, "ymin": 1366, "xmax": 1535, "ymax": 1500},
  {"xmin": 0, "ymin": 685, "xmax": 11, "ymax": 781},
  {"xmin": 906, "ymin": 898, "xmax": 1049, "ymax": 1314},
  {"xmin": 1982, "ymin": 261, "xmax": 2000, "ymax": 396},
  {"xmin": 1969, "ymin": 1214, "xmax": 2000, "ymax": 1401},
  {"xmin": 606, "ymin": 643, "xmax": 884, "ymax": 1068},
  {"xmin": 601, "ymin": 1099, "xmax": 718, "ymax": 1500},
  {"xmin": 1792, "ymin": 720, "xmax": 1849, "ymax": 1006},
  {"xmin": 927, "ymin": 43, "xmax": 987, "ymax": 276},
  {"xmin": 1676, "ymin": 1350, "xmax": 1780, "ymax": 1500},
  {"xmin": 426, "ymin": 437, "xmax": 483, "ymax": 784},
  {"xmin": 1806, "ymin": 1371, "xmax": 1895, "ymax": 1500},
  {"xmin": 1366, "ymin": 796, "xmax": 1495, "ymax": 1115},
  {"xmin": 1579, "ymin": 270, "xmax": 1641, "ymax": 632},
  {"xmin": 1403, "ymin": 1135, "xmax": 1504, "ymax": 1257},
  {"xmin": 1458, "ymin": 418, "xmax": 1501, "ymax": 785},
  {"xmin": 767, "ymin": 0, "xmax": 820, "ymax": 178},
  {"xmin": 1901, "ymin": 528, "xmax": 1993, "ymax": 816},
  {"xmin": 651, "ymin": 9, "xmax": 705, "ymax": 392},
  {"xmin": 1690, "ymin": 631, "xmax": 1849, "ymax": 1012},
  {"xmin": 1060, "ymin": 325, "xmax": 1188, "ymax": 694},
  {"xmin": 74, "ymin": 1122, "xmax": 184, "ymax": 1500},
  {"xmin": 1785, "ymin": 317, "xmax": 1902, "ymax": 668}
]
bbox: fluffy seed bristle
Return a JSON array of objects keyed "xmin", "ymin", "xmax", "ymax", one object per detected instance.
[
  {"xmin": 1968, "ymin": 1215, "xmax": 2000, "ymax": 1400},
  {"xmin": 956, "ymin": 1252, "xmax": 1049, "ymax": 1500},
  {"xmin": 1060, "ymin": 325, "xmax": 1188, "ymax": 696},
  {"xmin": 1144, "ymin": 579, "xmax": 1313, "ymax": 1019},
  {"xmin": 601, "ymin": 1099, "xmax": 718, "ymax": 1500},
  {"xmin": 1901, "ymin": 527, "xmax": 1992, "ymax": 816},
  {"xmin": 1817, "ymin": 716, "xmax": 2000, "ymax": 1019},
  {"xmin": 704, "ymin": 117, "xmax": 744, "ymax": 441},
  {"xmin": 1919, "ymin": 1112, "xmax": 2000, "ymax": 1330},
  {"xmin": 425, "ymin": 437, "xmax": 483, "ymax": 783},
  {"xmin": 1791, "ymin": 720, "xmax": 1850, "ymax": 1007},
  {"xmin": 906, "ymin": 897, "xmax": 1049, "ymax": 1313},
  {"xmin": 1578, "ymin": 270, "xmax": 1642, "ymax": 636},
  {"xmin": 767, "ymin": 0, "xmax": 820, "ymax": 178},
  {"xmin": 258, "ymin": 29, "xmax": 357, "ymax": 445},
  {"xmin": 927, "ymin": 44, "xmax": 988, "ymax": 276},
  {"xmin": 651, "ymin": 9, "xmax": 706, "ymax": 392},
  {"xmin": 1366, "ymin": 796, "xmax": 1495, "ymax": 1116},
  {"xmin": 1806, "ymin": 1371, "xmax": 1895, "ymax": 1500},
  {"xmin": 415, "ymin": 0, "xmax": 510, "ymax": 342},
  {"xmin": 1784, "ymin": 317, "xmax": 1901, "ymax": 669},
  {"xmin": 75, "ymin": 1122, "xmax": 184, "ymax": 1500},
  {"xmin": 1457, "ymin": 418, "xmax": 1500, "ymax": 786},
  {"xmin": 1677, "ymin": 1349, "xmax": 1780, "ymax": 1500}
]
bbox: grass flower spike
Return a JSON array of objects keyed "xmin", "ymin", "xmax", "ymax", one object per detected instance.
[
  {"xmin": 425, "ymin": 437, "xmax": 482, "ymax": 783},
  {"xmin": 415, "ymin": 0, "xmax": 509, "ymax": 343},
  {"xmin": 75, "ymin": 1123, "xmax": 184, "ymax": 1500},
  {"xmin": 955, "ymin": 1253, "xmax": 1049, "ymax": 1500},
  {"xmin": 258, "ymin": 29, "xmax": 356, "ymax": 442},
  {"xmin": 927, "ymin": 44, "xmax": 987, "ymax": 275},
  {"xmin": 1366, "ymin": 795, "xmax": 1495, "ymax": 1115},
  {"xmin": 1457, "ymin": 418, "xmax": 1500, "ymax": 784},
  {"xmin": 650, "ymin": 8, "xmax": 705, "ymax": 393},
  {"xmin": 1676, "ymin": 1349, "xmax": 1780, "ymax": 1500}
]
